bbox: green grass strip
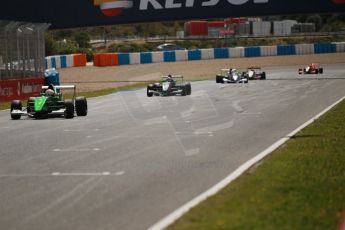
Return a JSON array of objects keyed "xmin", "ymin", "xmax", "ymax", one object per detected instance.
[{"xmin": 167, "ymin": 99, "xmax": 345, "ymax": 230}]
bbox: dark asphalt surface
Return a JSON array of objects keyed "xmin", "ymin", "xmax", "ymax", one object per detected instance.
[{"xmin": 0, "ymin": 64, "xmax": 345, "ymax": 230}]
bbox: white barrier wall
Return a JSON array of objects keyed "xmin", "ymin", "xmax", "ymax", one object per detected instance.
[
  {"xmin": 295, "ymin": 44, "xmax": 315, "ymax": 55},
  {"xmin": 229, "ymin": 47, "xmax": 245, "ymax": 58},
  {"xmin": 46, "ymin": 56, "xmax": 53, "ymax": 69},
  {"xmin": 47, "ymin": 42, "xmax": 344, "ymax": 69},
  {"xmin": 260, "ymin": 46, "xmax": 277, "ymax": 56},
  {"xmin": 335, "ymin": 42, "xmax": 345, "ymax": 52},
  {"xmin": 129, "ymin": 53, "xmax": 140, "ymax": 65},
  {"xmin": 152, "ymin": 52, "xmax": 164, "ymax": 63},
  {"xmin": 201, "ymin": 49, "xmax": 214, "ymax": 60},
  {"xmin": 66, "ymin": 55, "xmax": 74, "ymax": 68},
  {"xmin": 54, "ymin": 56, "xmax": 61, "ymax": 69},
  {"xmin": 175, "ymin": 50, "xmax": 188, "ymax": 61}
]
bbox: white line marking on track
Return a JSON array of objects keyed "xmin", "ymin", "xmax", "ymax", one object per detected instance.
[
  {"xmin": 53, "ymin": 148, "xmax": 100, "ymax": 152},
  {"xmin": 52, "ymin": 172, "xmax": 111, "ymax": 176},
  {"xmin": 64, "ymin": 128, "xmax": 100, "ymax": 132},
  {"xmin": 148, "ymin": 95, "xmax": 345, "ymax": 230},
  {"xmin": 115, "ymin": 171, "xmax": 125, "ymax": 176},
  {"xmin": 0, "ymin": 171, "xmax": 125, "ymax": 177}
]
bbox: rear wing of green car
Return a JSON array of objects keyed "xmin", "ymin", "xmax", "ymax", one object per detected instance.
[{"xmin": 42, "ymin": 85, "xmax": 76, "ymax": 99}]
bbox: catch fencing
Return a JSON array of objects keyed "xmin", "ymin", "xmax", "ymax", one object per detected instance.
[{"xmin": 0, "ymin": 20, "xmax": 49, "ymax": 101}]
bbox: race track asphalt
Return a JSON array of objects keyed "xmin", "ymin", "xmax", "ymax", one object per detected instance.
[{"xmin": 0, "ymin": 63, "xmax": 345, "ymax": 230}]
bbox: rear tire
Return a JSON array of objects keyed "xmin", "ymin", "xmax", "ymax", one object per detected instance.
[
  {"xmin": 216, "ymin": 75, "xmax": 223, "ymax": 84},
  {"xmin": 185, "ymin": 83, "xmax": 191, "ymax": 95},
  {"xmin": 147, "ymin": 86, "xmax": 153, "ymax": 97},
  {"xmin": 262, "ymin": 72, "xmax": 266, "ymax": 80},
  {"xmin": 75, "ymin": 97, "xmax": 88, "ymax": 116},
  {"xmin": 64, "ymin": 100, "xmax": 74, "ymax": 119},
  {"xmin": 10, "ymin": 100, "xmax": 22, "ymax": 120},
  {"xmin": 319, "ymin": 68, "xmax": 323, "ymax": 74}
]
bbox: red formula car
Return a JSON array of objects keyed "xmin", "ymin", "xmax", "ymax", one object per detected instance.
[{"xmin": 299, "ymin": 63, "xmax": 323, "ymax": 75}]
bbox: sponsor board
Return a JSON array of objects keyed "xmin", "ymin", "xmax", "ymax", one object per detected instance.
[
  {"xmin": 0, "ymin": 0, "xmax": 344, "ymax": 29},
  {"xmin": 0, "ymin": 77, "xmax": 44, "ymax": 102}
]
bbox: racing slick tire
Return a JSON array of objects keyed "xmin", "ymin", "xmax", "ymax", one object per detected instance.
[
  {"xmin": 64, "ymin": 100, "xmax": 74, "ymax": 119},
  {"xmin": 216, "ymin": 75, "xmax": 224, "ymax": 84},
  {"xmin": 315, "ymin": 69, "xmax": 319, "ymax": 74},
  {"xmin": 147, "ymin": 86, "xmax": 153, "ymax": 97},
  {"xmin": 185, "ymin": 83, "xmax": 191, "ymax": 95},
  {"xmin": 262, "ymin": 72, "xmax": 266, "ymax": 80},
  {"xmin": 75, "ymin": 97, "xmax": 88, "ymax": 116},
  {"xmin": 10, "ymin": 100, "xmax": 22, "ymax": 120},
  {"xmin": 26, "ymin": 97, "xmax": 35, "ymax": 114},
  {"xmin": 181, "ymin": 86, "xmax": 187, "ymax": 96},
  {"xmin": 319, "ymin": 68, "xmax": 323, "ymax": 74}
]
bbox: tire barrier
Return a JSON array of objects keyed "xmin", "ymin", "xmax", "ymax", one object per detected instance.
[
  {"xmin": 45, "ymin": 42, "xmax": 344, "ymax": 68},
  {"xmin": 245, "ymin": 47, "xmax": 261, "ymax": 57},
  {"xmin": 277, "ymin": 44, "xmax": 296, "ymax": 56},
  {"xmin": 45, "ymin": 53, "xmax": 87, "ymax": 69},
  {"xmin": 314, "ymin": 43, "xmax": 337, "ymax": 54},
  {"xmin": 214, "ymin": 48, "xmax": 229, "ymax": 59},
  {"xmin": 93, "ymin": 53, "xmax": 118, "ymax": 67},
  {"xmin": 260, "ymin": 46, "xmax": 278, "ymax": 57}
]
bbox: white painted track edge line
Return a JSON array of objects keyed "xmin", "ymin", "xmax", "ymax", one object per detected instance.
[{"xmin": 148, "ymin": 95, "xmax": 345, "ymax": 230}]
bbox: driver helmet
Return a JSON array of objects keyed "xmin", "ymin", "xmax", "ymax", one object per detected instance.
[{"xmin": 46, "ymin": 89, "xmax": 55, "ymax": 96}]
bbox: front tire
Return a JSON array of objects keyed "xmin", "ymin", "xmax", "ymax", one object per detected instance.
[
  {"xmin": 75, "ymin": 97, "xmax": 88, "ymax": 116},
  {"xmin": 181, "ymin": 86, "xmax": 187, "ymax": 96},
  {"xmin": 11, "ymin": 100, "xmax": 22, "ymax": 120},
  {"xmin": 64, "ymin": 100, "xmax": 74, "ymax": 119}
]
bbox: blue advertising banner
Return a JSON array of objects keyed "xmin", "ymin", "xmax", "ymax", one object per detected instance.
[{"xmin": 1, "ymin": 0, "xmax": 345, "ymax": 29}]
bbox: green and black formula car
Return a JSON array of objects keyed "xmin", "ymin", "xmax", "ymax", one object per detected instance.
[
  {"xmin": 10, "ymin": 84, "xmax": 87, "ymax": 120},
  {"xmin": 147, "ymin": 75, "xmax": 191, "ymax": 97}
]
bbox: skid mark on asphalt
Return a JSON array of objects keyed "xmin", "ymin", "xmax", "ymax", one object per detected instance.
[
  {"xmin": 194, "ymin": 120, "xmax": 234, "ymax": 135},
  {"xmin": 143, "ymin": 116, "xmax": 168, "ymax": 125},
  {"xmin": 232, "ymin": 100, "xmax": 245, "ymax": 113}
]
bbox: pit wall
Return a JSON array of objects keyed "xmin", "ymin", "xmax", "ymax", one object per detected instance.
[{"xmin": 46, "ymin": 42, "xmax": 345, "ymax": 68}]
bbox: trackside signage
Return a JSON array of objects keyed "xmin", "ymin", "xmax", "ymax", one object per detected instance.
[
  {"xmin": 0, "ymin": 0, "xmax": 345, "ymax": 29},
  {"xmin": 0, "ymin": 78, "xmax": 44, "ymax": 102}
]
